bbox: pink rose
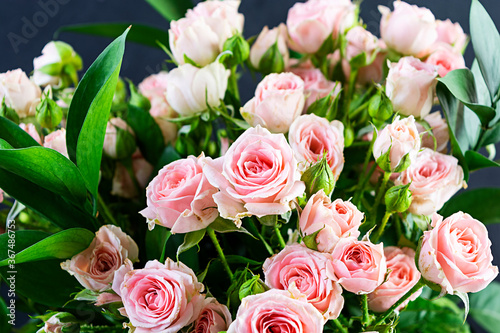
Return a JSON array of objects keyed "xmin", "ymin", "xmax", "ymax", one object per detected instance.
[
  {"xmin": 103, "ymin": 117, "xmax": 135, "ymax": 159},
  {"xmin": 227, "ymin": 289, "xmax": 324, "ymax": 333},
  {"xmin": 418, "ymin": 212, "xmax": 498, "ymax": 294},
  {"xmin": 368, "ymin": 247, "xmax": 422, "ymax": 312},
  {"xmin": 186, "ymin": 0, "xmax": 244, "ymax": 35},
  {"xmin": 203, "ymin": 126, "xmax": 305, "ymax": 226},
  {"xmin": 241, "ymin": 73, "xmax": 305, "ymax": 133},
  {"xmin": 288, "ymin": 68, "xmax": 340, "ymax": 111},
  {"xmin": 43, "ymin": 128, "xmax": 68, "ymax": 158},
  {"xmin": 396, "ymin": 148, "xmax": 465, "ymax": 216},
  {"xmin": 190, "ymin": 297, "xmax": 232, "ymax": 333},
  {"xmin": 263, "ymin": 243, "xmax": 344, "ymax": 320},
  {"xmin": 300, "ymin": 191, "xmax": 363, "ymax": 253},
  {"xmin": 379, "ymin": 1, "xmax": 437, "ymax": 56},
  {"xmin": 287, "ymin": 0, "xmax": 356, "ymax": 54},
  {"xmin": 19, "ymin": 123, "xmax": 42, "ymax": 144},
  {"xmin": 386, "ymin": 57, "xmax": 438, "ymax": 118},
  {"xmin": 41, "ymin": 313, "xmax": 78, "ymax": 333},
  {"xmin": 415, "ymin": 111, "xmax": 449, "ymax": 153},
  {"xmin": 436, "ymin": 19, "xmax": 468, "ymax": 53},
  {"xmin": 61, "ymin": 225, "xmax": 139, "ymax": 291},
  {"xmin": 0, "ymin": 69, "xmax": 41, "ymax": 118},
  {"xmin": 288, "ymin": 114, "xmax": 344, "ymax": 177},
  {"xmin": 140, "ymin": 154, "xmax": 218, "ymax": 233},
  {"xmin": 0, "ymin": 189, "xmax": 3, "ymax": 203},
  {"xmin": 111, "ymin": 152, "xmax": 154, "ymax": 199},
  {"xmin": 425, "ymin": 44, "xmax": 466, "ymax": 77},
  {"xmin": 250, "ymin": 24, "xmax": 289, "ymax": 71},
  {"xmin": 116, "ymin": 259, "xmax": 205, "ymax": 333},
  {"xmin": 373, "ymin": 115, "xmax": 421, "ymax": 172},
  {"xmin": 329, "ymin": 237, "xmax": 387, "ymax": 294}
]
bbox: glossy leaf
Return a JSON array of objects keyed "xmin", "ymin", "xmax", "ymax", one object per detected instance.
[
  {"xmin": 465, "ymin": 150, "xmax": 500, "ymax": 171},
  {"xmin": 209, "ymin": 217, "xmax": 254, "ymax": 237},
  {"xmin": 470, "ymin": 281, "xmax": 500, "ymax": 333},
  {"xmin": 144, "ymin": 0, "xmax": 193, "ymax": 21},
  {"xmin": 0, "ymin": 296, "xmax": 10, "ymax": 333},
  {"xmin": 176, "ymin": 229, "xmax": 206, "ymax": 259},
  {"xmin": 0, "ymin": 117, "xmax": 40, "ymax": 148},
  {"xmin": 440, "ymin": 188, "xmax": 500, "ymax": 224}
]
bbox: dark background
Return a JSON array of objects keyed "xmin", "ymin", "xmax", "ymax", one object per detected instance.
[{"xmin": 1, "ymin": 0, "xmax": 499, "ymax": 332}]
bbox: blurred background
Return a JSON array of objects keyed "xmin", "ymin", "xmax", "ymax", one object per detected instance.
[{"xmin": 1, "ymin": 0, "xmax": 499, "ymax": 331}]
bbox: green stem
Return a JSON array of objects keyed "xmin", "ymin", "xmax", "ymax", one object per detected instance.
[
  {"xmin": 332, "ymin": 318, "xmax": 348, "ymax": 333},
  {"xmin": 159, "ymin": 230, "xmax": 172, "ymax": 263},
  {"xmin": 248, "ymin": 219, "xmax": 274, "ymax": 256},
  {"xmin": 122, "ymin": 158, "xmax": 142, "ymax": 196},
  {"xmin": 274, "ymin": 224, "xmax": 286, "ymax": 249},
  {"xmin": 361, "ymin": 294, "xmax": 371, "ymax": 327},
  {"xmin": 97, "ymin": 194, "xmax": 119, "ymax": 227},
  {"xmin": 229, "ymin": 66, "xmax": 240, "ymax": 107},
  {"xmin": 353, "ymin": 136, "xmax": 376, "ymax": 205},
  {"xmin": 369, "ymin": 172, "xmax": 391, "ymax": 226},
  {"xmin": 373, "ymin": 211, "xmax": 393, "ymax": 243},
  {"xmin": 207, "ymin": 228, "xmax": 233, "ymax": 280}
]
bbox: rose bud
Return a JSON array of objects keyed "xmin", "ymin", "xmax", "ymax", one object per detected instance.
[
  {"xmin": 19, "ymin": 123, "xmax": 42, "ymax": 145},
  {"xmin": 227, "ymin": 289, "xmax": 324, "ymax": 333},
  {"xmin": 373, "ymin": 115, "xmax": 421, "ymax": 173},
  {"xmin": 301, "ymin": 156, "xmax": 336, "ymax": 199},
  {"xmin": 238, "ymin": 274, "xmax": 268, "ymax": 301},
  {"xmin": 263, "ymin": 244, "xmax": 344, "ymax": 320},
  {"xmin": 128, "ymin": 80, "xmax": 151, "ymax": 111},
  {"xmin": 300, "ymin": 191, "xmax": 363, "ymax": 252},
  {"xmin": 37, "ymin": 312, "xmax": 80, "ymax": 333},
  {"xmin": 250, "ymin": 24, "xmax": 289, "ymax": 74},
  {"xmin": 241, "ymin": 72, "xmax": 305, "ymax": 133},
  {"xmin": 111, "ymin": 153, "xmax": 153, "ymax": 199},
  {"xmin": 191, "ymin": 297, "xmax": 232, "ymax": 333},
  {"xmin": 368, "ymin": 247, "xmax": 422, "ymax": 312},
  {"xmin": 385, "ymin": 183, "xmax": 412, "ymax": 213},
  {"xmin": 102, "ymin": 118, "xmax": 136, "ymax": 160},
  {"xmin": 33, "ymin": 41, "xmax": 83, "ymax": 88},
  {"xmin": 203, "ymin": 126, "xmax": 305, "ymax": 226},
  {"xmin": 436, "ymin": 19, "xmax": 468, "ymax": 53},
  {"xmin": 395, "ymin": 148, "xmax": 466, "ymax": 216},
  {"xmin": 415, "ymin": 111, "xmax": 449, "ymax": 153},
  {"xmin": 0, "ymin": 97, "xmax": 19, "ymax": 124},
  {"xmin": 368, "ymin": 90, "xmax": 393, "ymax": 123},
  {"xmin": 386, "ymin": 57, "xmax": 438, "ymax": 118},
  {"xmin": 425, "ymin": 44, "xmax": 466, "ymax": 77},
  {"xmin": 36, "ymin": 89, "xmax": 63, "ymax": 129},
  {"xmin": 166, "ymin": 62, "xmax": 230, "ymax": 116},
  {"xmin": 288, "ymin": 68, "xmax": 340, "ymax": 111},
  {"xmin": 43, "ymin": 128, "xmax": 69, "ymax": 158},
  {"xmin": 329, "ymin": 237, "xmax": 387, "ymax": 294},
  {"xmin": 61, "ymin": 225, "xmax": 139, "ymax": 291},
  {"xmin": 0, "ymin": 69, "xmax": 41, "ymax": 118},
  {"xmin": 223, "ymin": 33, "xmax": 250, "ymax": 67},
  {"xmin": 287, "ymin": 0, "xmax": 356, "ymax": 54},
  {"xmin": 379, "ymin": 1, "xmax": 438, "ymax": 57},
  {"xmin": 418, "ymin": 212, "xmax": 499, "ymax": 294}
]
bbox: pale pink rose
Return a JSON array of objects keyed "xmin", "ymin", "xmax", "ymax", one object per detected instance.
[
  {"xmin": 19, "ymin": 123, "xmax": 42, "ymax": 144},
  {"xmin": 186, "ymin": 0, "xmax": 244, "ymax": 36},
  {"xmin": 263, "ymin": 243, "xmax": 344, "ymax": 320},
  {"xmin": 140, "ymin": 154, "xmax": 218, "ymax": 233},
  {"xmin": 103, "ymin": 117, "xmax": 134, "ymax": 159},
  {"xmin": 425, "ymin": 44, "xmax": 466, "ymax": 77},
  {"xmin": 0, "ymin": 69, "xmax": 41, "ymax": 118},
  {"xmin": 396, "ymin": 148, "xmax": 465, "ymax": 216},
  {"xmin": 419, "ymin": 212, "xmax": 499, "ymax": 294},
  {"xmin": 166, "ymin": 62, "xmax": 229, "ymax": 116},
  {"xmin": 329, "ymin": 237, "xmax": 387, "ymax": 294},
  {"xmin": 415, "ymin": 111, "xmax": 449, "ymax": 153},
  {"xmin": 373, "ymin": 115, "xmax": 421, "ymax": 171},
  {"xmin": 241, "ymin": 73, "xmax": 305, "ymax": 133},
  {"xmin": 203, "ymin": 126, "xmax": 305, "ymax": 226},
  {"xmin": 0, "ymin": 189, "xmax": 3, "ymax": 203},
  {"xmin": 288, "ymin": 68, "xmax": 340, "ymax": 111},
  {"xmin": 42, "ymin": 313, "xmax": 77, "ymax": 333},
  {"xmin": 154, "ymin": 117, "xmax": 177, "ymax": 145},
  {"xmin": 357, "ymin": 49, "xmax": 386, "ymax": 85},
  {"xmin": 227, "ymin": 289, "xmax": 324, "ymax": 333},
  {"xmin": 111, "ymin": 152, "xmax": 154, "ymax": 199},
  {"xmin": 95, "ymin": 292, "xmax": 122, "ymax": 306},
  {"xmin": 190, "ymin": 297, "xmax": 232, "ymax": 333},
  {"xmin": 379, "ymin": 1, "xmax": 437, "ymax": 56},
  {"xmin": 43, "ymin": 129, "xmax": 68, "ymax": 158},
  {"xmin": 386, "ymin": 57, "xmax": 438, "ymax": 118},
  {"xmin": 33, "ymin": 42, "xmax": 61, "ymax": 87},
  {"xmin": 116, "ymin": 259, "xmax": 205, "ymax": 333},
  {"xmin": 436, "ymin": 19, "xmax": 468, "ymax": 53},
  {"xmin": 61, "ymin": 225, "xmax": 139, "ymax": 292},
  {"xmin": 300, "ymin": 191, "xmax": 363, "ymax": 253},
  {"xmin": 368, "ymin": 247, "xmax": 422, "ymax": 312},
  {"xmin": 288, "ymin": 114, "xmax": 344, "ymax": 176},
  {"xmin": 287, "ymin": 0, "xmax": 356, "ymax": 54},
  {"xmin": 250, "ymin": 24, "xmax": 289, "ymax": 70}
]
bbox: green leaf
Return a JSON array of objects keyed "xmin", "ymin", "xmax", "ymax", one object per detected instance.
[
  {"xmin": 176, "ymin": 229, "xmax": 206, "ymax": 259},
  {"xmin": 470, "ymin": 281, "xmax": 500, "ymax": 333},
  {"xmin": 145, "ymin": 0, "xmax": 193, "ymax": 21},
  {"xmin": 465, "ymin": 150, "xmax": 500, "ymax": 171},
  {"xmin": 0, "ymin": 117, "xmax": 40, "ymax": 148},
  {"xmin": 224, "ymin": 255, "xmax": 263, "ymax": 267},
  {"xmin": 0, "ymin": 296, "xmax": 11, "ymax": 333},
  {"xmin": 440, "ymin": 188, "xmax": 500, "ymax": 224},
  {"xmin": 153, "ymin": 145, "xmax": 181, "ymax": 175},
  {"xmin": 57, "ymin": 23, "xmax": 169, "ymax": 49},
  {"xmin": 258, "ymin": 41, "xmax": 285, "ymax": 75},
  {"xmin": 66, "ymin": 27, "xmax": 129, "ymax": 197},
  {"xmin": 0, "ymin": 228, "xmax": 94, "ymax": 267},
  {"xmin": 470, "ymin": 0, "xmax": 500, "ymax": 100},
  {"xmin": 196, "ymin": 259, "xmax": 214, "ymax": 283},
  {"xmin": 482, "ymin": 122, "xmax": 500, "ymax": 146},
  {"xmin": 209, "ymin": 217, "xmax": 254, "ymax": 238},
  {"xmin": 257, "ymin": 215, "xmax": 278, "ymax": 227}
]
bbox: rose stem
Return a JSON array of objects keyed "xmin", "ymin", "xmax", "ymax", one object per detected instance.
[
  {"xmin": 361, "ymin": 294, "xmax": 371, "ymax": 326},
  {"xmin": 274, "ymin": 224, "xmax": 286, "ymax": 249},
  {"xmin": 248, "ymin": 218, "xmax": 274, "ymax": 256},
  {"xmin": 372, "ymin": 211, "xmax": 393, "ymax": 243},
  {"xmin": 332, "ymin": 318, "xmax": 348, "ymax": 333},
  {"xmin": 374, "ymin": 278, "xmax": 425, "ymax": 326},
  {"xmin": 369, "ymin": 172, "xmax": 391, "ymax": 227},
  {"xmin": 207, "ymin": 227, "xmax": 234, "ymax": 280},
  {"xmin": 353, "ymin": 134, "xmax": 376, "ymax": 206},
  {"xmin": 97, "ymin": 193, "xmax": 119, "ymax": 227}
]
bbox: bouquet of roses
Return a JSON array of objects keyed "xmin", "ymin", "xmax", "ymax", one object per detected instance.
[{"xmin": 1, "ymin": 0, "xmax": 499, "ymax": 332}]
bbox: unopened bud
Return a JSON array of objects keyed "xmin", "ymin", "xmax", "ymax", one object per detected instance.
[
  {"xmin": 301, "ymin": 155, "xmax": 335, "ymax": 199},
  {"xmin": 128, "ymin": 81, "xmax": 150, "ymax": 111},
  {"xmin": 239, "ymin": 274, "xmax": 269, "ymax": 301},
  {"xmin": 385, "ymin": 183, "xmax": 412, "ymax": 213},
  {"xmin": 223, "ymin": 34, "xmax": 250, "ymax": 67},
  {"xmin": 36, "ymin": 90, "xmax": 63, "ymax": 129},
  {"xmin": 0, "ymin": 97, "xmax": 19, "ymax": 124}
]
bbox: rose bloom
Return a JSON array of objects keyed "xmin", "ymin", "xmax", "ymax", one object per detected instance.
[
  {"xmin": 140, "ymin": 154, "xmax": 218, "ymax": 233},
  {"xmin": 415, "ymin": 111, "xmax": 449, "ymax": 153},
  {"xmin": 190, "ymin": 297, "xmax": 232, "ymax": 333},
  {"xmin": 263, "ymin": 243, "xmax": 344, "ymax": 320},
  {"xmin": 112, "ymin": 152, "xmax": 154, "ymax": 199},
  {"xmin": 103, "ymin": 117, "xmax": 134, "ymax": 159},
  {"xmin": 425, "ymin": 44, "xmax": 466, "ymax": 78},
  {"xmin": 436, "ymin": 19, "xmax": 468, "ymax": 52},
  {"xmin": 419, "ymin": 212, "xmax": 498, "ymax": 294},
  {"xmin": 288, "ymin": 68, "xmax": 340, "ymax": 111},
  {"xmin": 379, "ymin": 1, "xmax": 437, "ymax": 56},
  {"xmin": 61, "ymin": 225, "xmax": 139, "ymax": 291},
  {"xmin": 115, "ymin": 259, "xmax": 205, "ymax": 333},
  {"xmin": 300, "ymin": 191, "xmax": 363, "ymax": 253},
  {"xmin": 386, "ymin": 57, "xmax": 438, "ymax": 118},
  {"xmin": 289, "ymin": 114, "xmax": 344, "ymax": 177},
  {"xmin": 0, "ymin": 69, "xmax": 41, "ymax": 118},
  {"xmin": 287, "ymin": 0, "xmax": 356, "ymax": 54},
  {"xmin": 166, "ymin": 62, "xmax": 229, "ymax": 116},
  {"xmin": 329, "ymin": 237, "xmax": 387, "ymax": 294},
  {"xmin": 227, "ymin": 289, "xmax": 324, "ymax": 333},
  {"xmin": 19, "ymin": 123, "xmax": 42, "ymax": 144},
  {"xmin": 242, "ymin": 73, "xmax": 305, "ymax": 133},
  {"xmin": 43, "ymin": 128, "xmax": 68, "ymax": 158},
  {"xmin": 250, "ymin": 24, "xmax": 289, "ymax": 71},
  {"xmin": 368, "ymin": 247, "xmax": 422, "ymax": 312},
  {"xmin": 396, "ymin": 148, "xmax": 465, "ymax": 216},
  {"xmin": 0, "ymin": 189, "xmax": 3, "ymax": 203},
  {"xmin": 203, "ymin": 126, "xmax": 305, "ymax": 226}
]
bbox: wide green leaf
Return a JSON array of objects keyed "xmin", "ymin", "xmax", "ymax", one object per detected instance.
[
  {"xmin": 0, "ymin": 296, "xmax": 11, "ymax": 333},
  {"xmin": 0, "ymin": 117, "xmax": 40, "ymax": 148},
  {"xmin": 440, "ymin": 188, "xmax": 500, "ymax": 224},
  {"xmin": 0, "ymin": 228, "xmax": 94, "ymax": 267},
  {"xmin": 144, "ymin": 0, "xmax": 193, "ymax": 21},
  {"xmin": 482, "ymin": 122, "xmax": 500, "ymax": 146},
  {"xmin": 465, "ymin": 150, "xmax": 500, "ymax": 171},
  {"xmin": 57, "ymin": 23, "xmax": 169, "ymax": 49},
  {"xmin": 470, "ymin": 281, "xmax": 500, "ymax": 333},
  {"xmin": 66, "ymin": 28, "xmax": 129, "ymax": 197},
  {"xmin": 177, "ymin": 229, "xmax": 206, "ymax": 259}
]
